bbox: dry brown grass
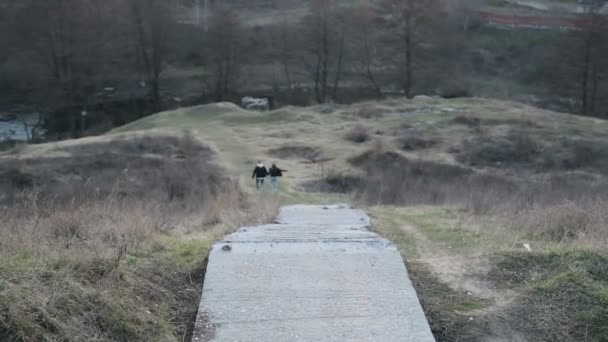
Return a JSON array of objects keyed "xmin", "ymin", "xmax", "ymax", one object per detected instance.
[
  {"xmin": 344, "ymin": 125, "xmax": 370, "ymax": 143},
  {"xmin": 0, "ymin": 132, "xmax": 231, "ymax": 205},
  {"xmin": 47, "ymin": 96, "xmax": 608, "ymax": 341},
  {"xmin": 507, "ymin": 200, "xmax": 608, "ymax": 248},
  {"xmin": 0, "ymin": 132, "xmax": 280, "ymax": 341},
  {"xmin": 343, "ymin": 144, "xmax": 608, "ymax": 249}
]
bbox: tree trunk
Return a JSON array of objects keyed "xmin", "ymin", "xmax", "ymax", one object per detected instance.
[
  {"xmin": 404, "ymin": 2, "xmax": 413, "ymax": 98},
  {"xmin": 362, "ymin": 25, "xmax": 382, "ymax": 97},
  {"xmin": 332, "ymin": 26, "xmax": 345, "ymax": 100},
  {"xmin": 320, "ymin": 18, "xmax": 329, "ymax": 103},
  {"xmin": 580, "ymin": 34, "xmax": 592, "ymax": 115}
]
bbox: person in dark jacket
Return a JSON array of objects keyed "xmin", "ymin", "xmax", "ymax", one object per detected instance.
[
  {"xmin": 252, "ymin": 161, "xmax": 269, "ymax": 191},
  {"xmin": 268, "ymin": 163, "xmax": 286, "ymax": 192}
]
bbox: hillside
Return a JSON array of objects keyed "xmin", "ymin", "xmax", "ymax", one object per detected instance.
[
  {"xmin": 113, "ymin": 97, "xmax": 608, "ymax": 340},
  {"xmin": 2, "ymin": 97, "xmax": 608, "ymax": 341}
]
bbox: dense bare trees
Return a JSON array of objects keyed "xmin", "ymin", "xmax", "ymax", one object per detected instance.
[
  {"xmin": 16, "ymin": 0, "xmax": 117, "ymax": 136},
  {"xmin": 130, "ymin": 0, "xmax": 174, "ymax": 110},
  {"xmin": 350, "ymin": 7, "xmax": 383, "ymax": 97},
  {"xmin": 548, "ymin": 6, "xmax": 608, "ymax": 116},
  {"xmin": 204, "ymin": 9, "xmax": 245, "ymax": 101},
  {"xmin": 300, "ymin": 0, "xmax": 348, "ymax": 103},
  {"xmin": 3, "ymin": 0, "xmax": 608, "ymax": 139},
  {"xmin": 376, "ymin": 0, "xmax": 455, "ymax": 98}
]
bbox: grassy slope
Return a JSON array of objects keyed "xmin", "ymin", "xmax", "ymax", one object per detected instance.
[
  {"xmin": 113, "ymin": 97, "xmax": 608, "ymax": 341},
  {"xmin": 5, "ymin": 96, "xmax": 607, "ymax": 341}
]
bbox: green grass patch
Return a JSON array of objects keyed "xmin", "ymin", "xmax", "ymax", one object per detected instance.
[
  {"xmin": 220, "ymin": 109, "xmax": 312, "ymax": 126},
  {"xmin": 369, "ymin": 206, "xmax": 419, "ymax": 257},
  {"xmin": 113, "ymin": 104, "xmax": 240, "ymax": 133},
  {"xmin": 491, "ymin": 249, "xmax": 608, "ymax": 340},
  {"xmin": 398, "ymin": 207, "xmax": 483, "ymax": 254},
  {"xmin": 0, "ymin": 237, "xmax": 212, "ymax": 341},
  {"xmin": 408, "ymin": 261, "xmax": 492, "ymax": 341}
]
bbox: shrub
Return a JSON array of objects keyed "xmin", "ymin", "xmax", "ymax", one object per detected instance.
[
  {"xmin": 347, "ymin": 149, "xmax": 516, "ymax": 206},
  {"xmin": 355, "ymin": 104, "xmax": 389, "ymax": 119},
  {"xmin": 458, "ymin": 130, "xmax": 540, "ymax": 166},
  {"xmin": 439, "ymin": 85, "xmax": 471, "ymax": 99},
  {"xmin": 345, "ymin": 125, "xmax": 370, "ymax": 143},
  {"xmin": 452, "ymin": 115, "xmax": 481, "ymax": 128},
  {"xmin": 398, "ymin": 134, "xmax": 440, "ymax": 151},
  {"xmin": 302, "ymin": 172, "xmax": 362, "ymax": 193},
  {"xmin": 0, "ymin": 132, "xmax": 261, "ymax": 342},
  {"xmin": 491, "ymin": 250, "xmax": 608, "ymax": 341},
  {"xmin": 267, "ymin": 145, "xmax": 321, "ymax": 161},
  {"xmin": 0, "ymin": 133, "xmax": 232, "ymax": 206},
  {"xmin": 540, "ymin": 138, "xmax": 608, "ymax": 171}
]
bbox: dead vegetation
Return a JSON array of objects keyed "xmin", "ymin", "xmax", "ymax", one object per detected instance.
[
  {"xmin": 267, "ymin": 145, "xmax": 322, "ymax": 161},
  {"xmin": 0, "ymin": 133, "xmax": 233, "ymax": 205},
  {"xmin": 344, "ymin": 125, "xmax": 370, "ymax": 143},
  {"xmin": 301, "ymin": 172, "xmax": 362, "ymax": 193},
  {"xmin": 451, "ymin": 115, "xmax": 481, "ymax": 128},
  {"xmin": 352, "ymin": 104, "xmax": 392, "ymax": 119},
  {"xmin": 4, "ymin": 96, "xmax": 608, "ymax": 341},
  {"xmin": 397, "ymin": 133, "xmax": 440, "ymax": 151},
  {"xmin": 0, "ymin": 132, "xmax": 280, "ymax": 341},
  {"xmin": 457, "ymin": 130, "xmax": 608, "ymax": 173},
  {"xmin": 488, "ymin": 250, "xmax": 608, "ymax": 341},
  {"xmin": 346, "ymin": 148, "xmax": 515, "ymax": 208},
  {"xmin": 353, "ymin": 144, "xmax": 608, "ymax": 341},
  {"xmin": 457, "ymin": 130, "xmax": 541, "ymax": 167}
]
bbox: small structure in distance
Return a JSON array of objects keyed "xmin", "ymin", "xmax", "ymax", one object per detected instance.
[{"xmin": 241, "ymin": 96, "xmax": 270, "ymax": 111}]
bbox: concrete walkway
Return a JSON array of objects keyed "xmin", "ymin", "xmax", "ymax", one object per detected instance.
[{"xmin": 193, "ymin": 204, "xmax": 435, "ymax": 342}]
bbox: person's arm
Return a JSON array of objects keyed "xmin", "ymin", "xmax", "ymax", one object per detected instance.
[{"xmin": 252, "ymin": 167, "xmax": 257, "ymax": 179}]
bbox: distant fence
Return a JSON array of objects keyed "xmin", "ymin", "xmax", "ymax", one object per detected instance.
[{"xmin": 471, "ymin": 11, "xmax": 591, "ymax": 31}]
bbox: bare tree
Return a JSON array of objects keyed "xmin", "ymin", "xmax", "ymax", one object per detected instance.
[
  {"xmin": 350, "ymin": 6, "xmax": 383, "ymax": 97},
  {"xmin": 301, "ymin": 0, "xmax": 349, "ymax": 103},
  {"xmin": 270, "ymin": 19, "xmax": 298, "ymax": 96},
  {"xmin": 548, "ymin": 5, "xmax": 608, "ymax": 116},
  {"xmin": 19, "ymin": 0, "xmax": 112, "ymax": 137},
  {"xmin": 204, "ymin": 9, "xmax": 245, "ymax": 101},
  {"xmin": 376, "ymin": 0, "xmax": 447, "ymax": 98},
  {"xmin": 130, "ymin": 0, "xmax": 174, "ymax": 111}
]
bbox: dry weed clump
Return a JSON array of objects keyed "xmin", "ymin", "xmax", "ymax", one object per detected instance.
[
  {"xmin": 354, "ymin": 104, "xmax": 390, "ymax": 119},
  {"xmin": 451, "ymin": 115, "xmax": 481, "ymax": 128},
  {"xmin": 345, "ymin": 146, "xmax": 608, "ymax": 247},
  {"xmin": 489, "ymin": 249, "xmax": 608, "ymax": 341},
  {"xmin": 345, "ymin": 125, "xmax": 370, "ymax": 143},
  {"xmin": 510, "ymin": 200, "xmax": 608, "ymax": 246},
  {"xmin": 1, "ymin": 192, "xmax": 167, "ymax": 260},
  {"xmin": 398, "ymin": 133, "xmax": 440, "ymax": 151},
  {"xmin": 0, "ymin": 132, "xmax": 265, "ymax": 341},
  {"xmin": 301, "ymin": 172, "xmax": 362, "ymax": 193},
  {"xmin": 347, "ymin": 148, "xmax": 514, "ymax": 206},
  {"xmin": 267, "ymin": 145, "xmax": 322, "ymax": 161},
  {"xmin": 458, "ymin": 129, "xmax": 541, "ymax": 167},
  {"xmin": 0, "ymin": 192, "xmax": 233, "ymax": 341},
  {"xmin": 0, "ymin": 132, "xmax": 230, "ymax": 205}
]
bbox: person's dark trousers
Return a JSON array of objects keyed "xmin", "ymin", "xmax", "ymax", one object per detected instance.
[{"xmin": 256, "ymin": 178, "xmax": 265, "ymax": 191}]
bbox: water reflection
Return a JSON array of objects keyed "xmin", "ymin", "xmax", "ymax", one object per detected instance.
[{"xmin": 0, "ymin": 112, "xmax": 41, "ymax": 141}]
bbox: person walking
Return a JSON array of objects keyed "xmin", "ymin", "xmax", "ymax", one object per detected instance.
[
  {"xmin": 268, "ymin": 163, "xmax": 287, "ymax": 193},
  {"xmin": 252, "ymin": 161, "xmax": 269, "ymax": 191}
]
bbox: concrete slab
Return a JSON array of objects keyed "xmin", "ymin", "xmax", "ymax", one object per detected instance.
[{"xmin": 193, "ymin": 204, "xmax": 435, "ymax": 342}]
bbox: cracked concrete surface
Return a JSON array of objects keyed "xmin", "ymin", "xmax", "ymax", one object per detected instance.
[{"xmin": 192, "ymin": 204, "xmax": 435, "ymax": 342}]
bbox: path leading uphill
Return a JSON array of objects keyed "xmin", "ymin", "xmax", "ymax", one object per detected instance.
[{"xmin": 192, "ymin": 204, "xmax": 435, "ymax": 342}]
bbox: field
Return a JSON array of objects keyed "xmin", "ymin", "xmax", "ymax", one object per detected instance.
[{"xmin": 2, "ymin": 96, "xmax": 608, "ymax": 340}]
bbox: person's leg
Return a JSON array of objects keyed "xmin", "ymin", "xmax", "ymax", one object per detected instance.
[
  {"xmin": 256, "ymin": 178, "xmax": 262, "ymax": 190},
  {"xmin": 270, "ymin": 177, "xmax": 278, "ymax": 192},
  {"xmin": 259, "ymin": 178, "xmax": 265, "ymax": 191}
]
